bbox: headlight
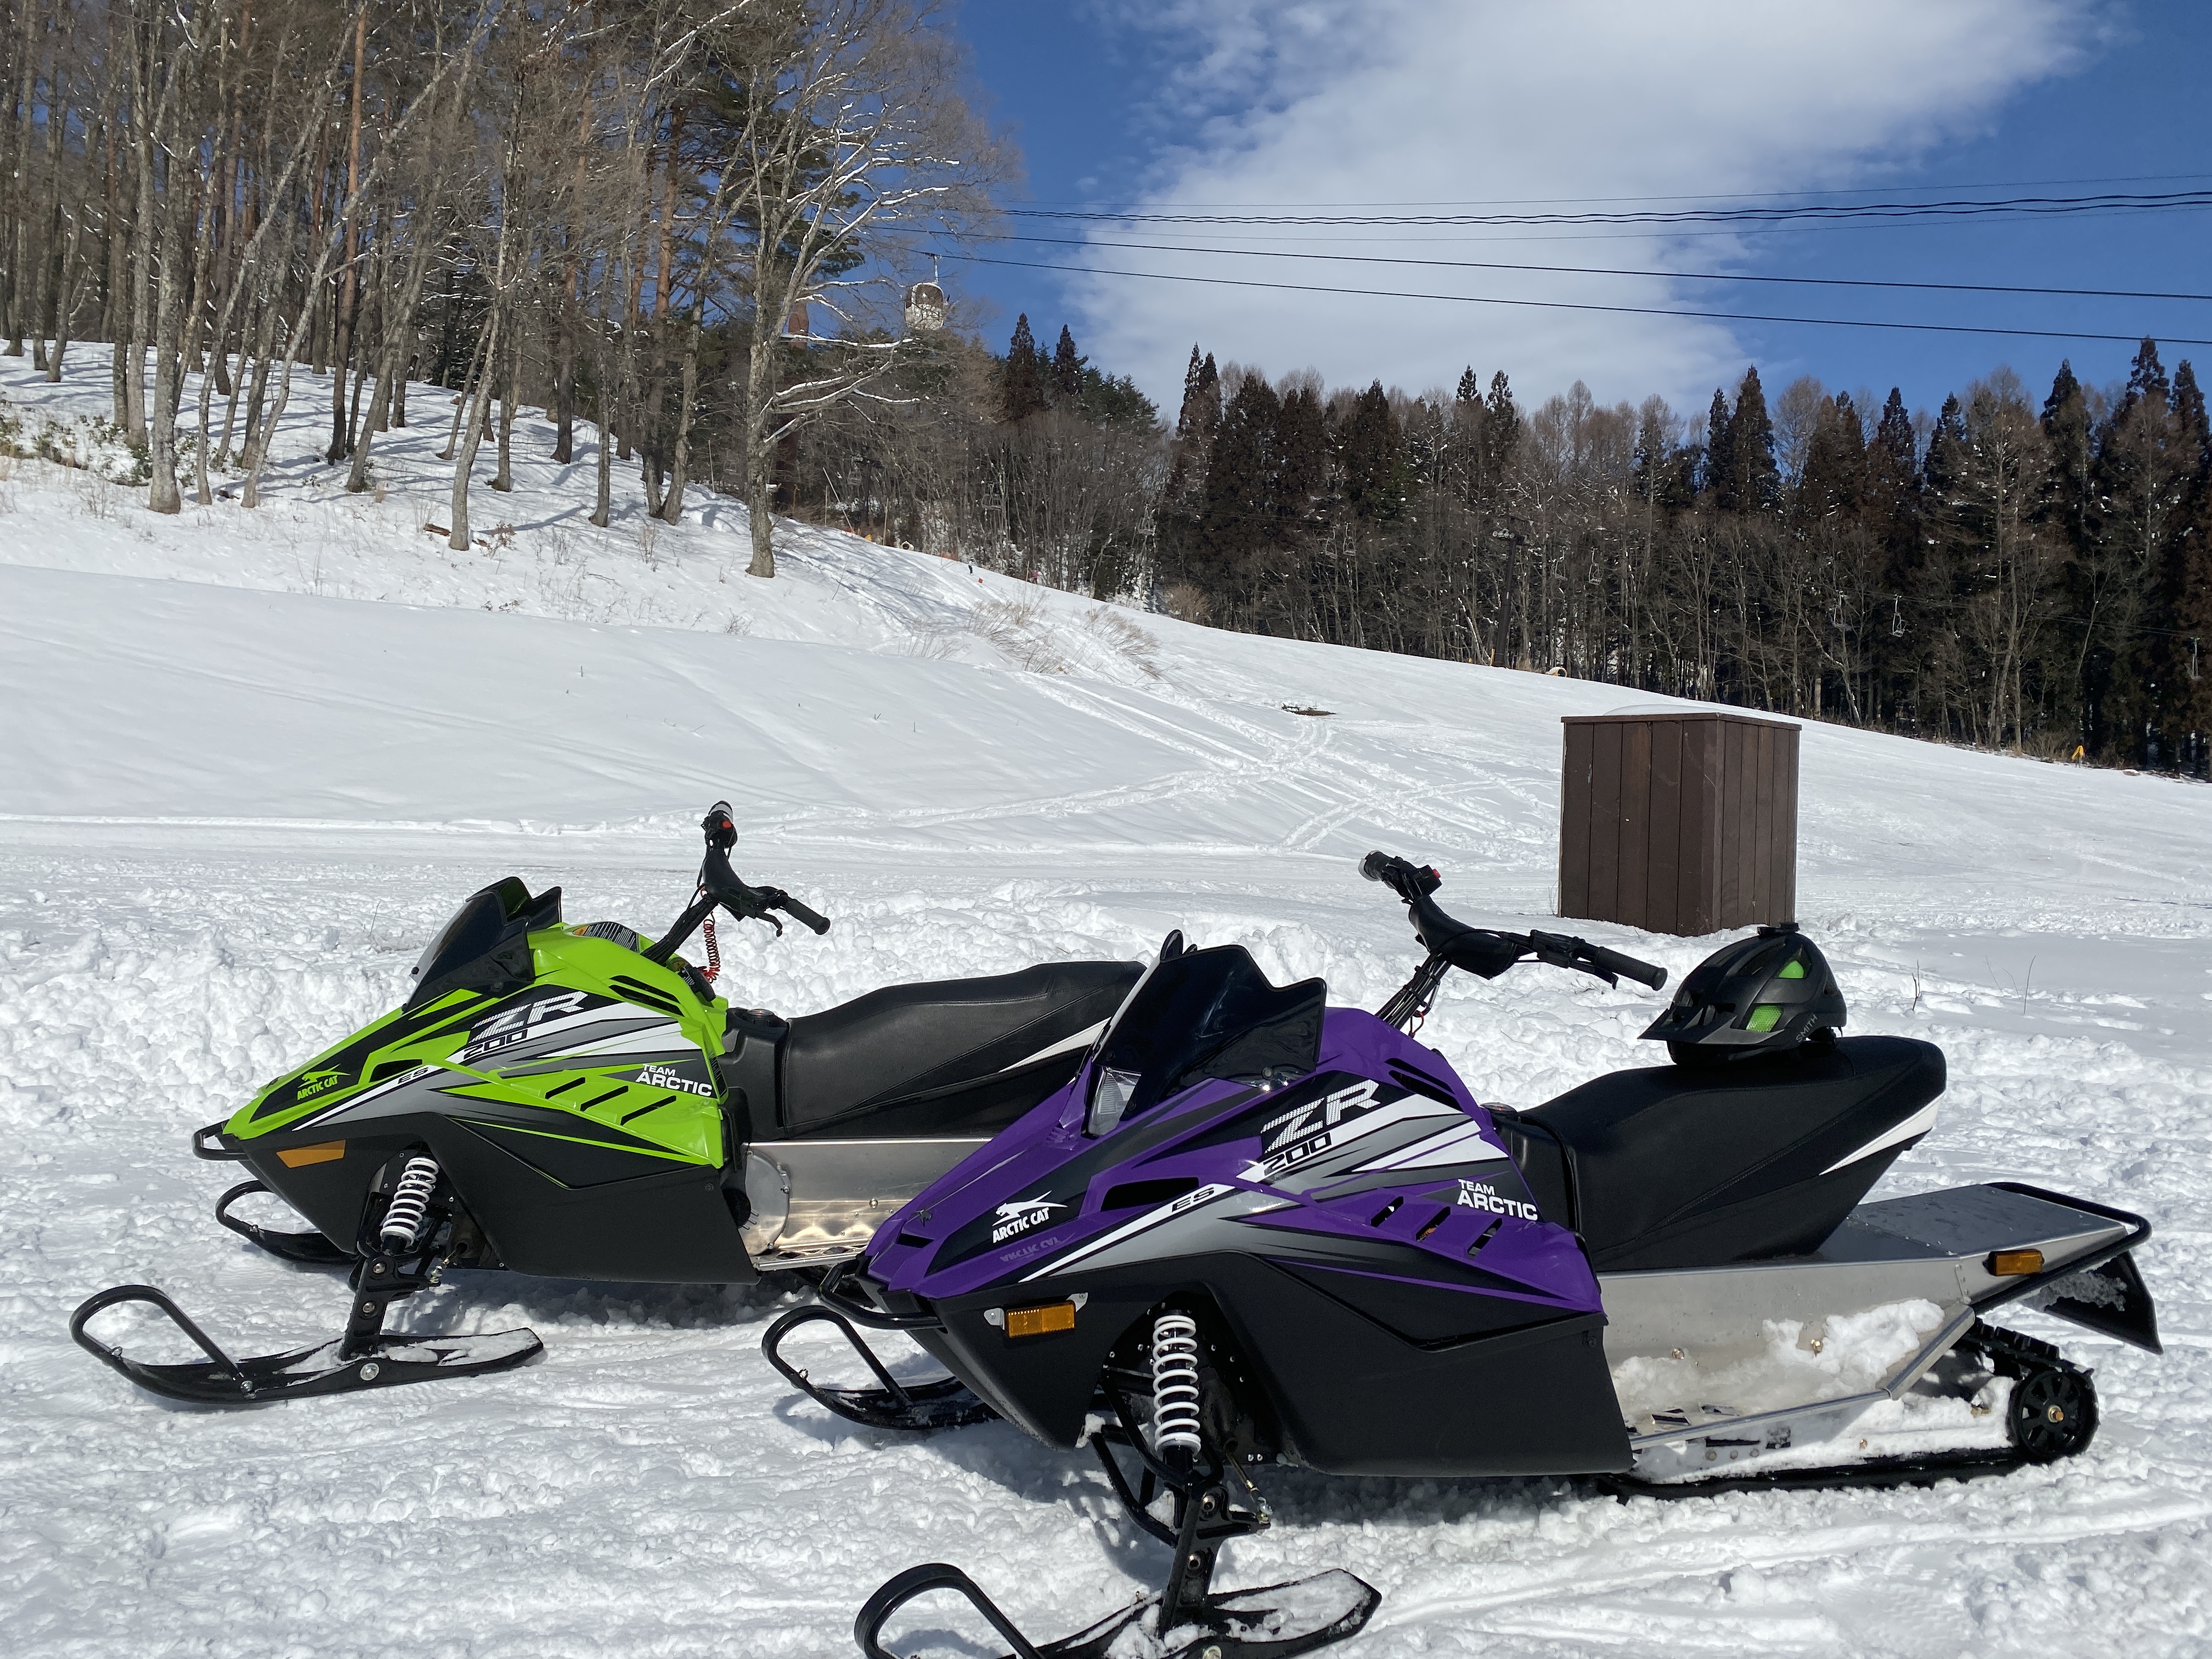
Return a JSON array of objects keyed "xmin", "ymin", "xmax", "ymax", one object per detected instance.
[{"xmin": 1085, "ymin": 1066, "xmax": 1139, "ymax": 1138}]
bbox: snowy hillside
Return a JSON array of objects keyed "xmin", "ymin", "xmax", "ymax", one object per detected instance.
[{"xmin": 2, "ymin": 349, "xmax": 2208, "ymax": 1658}]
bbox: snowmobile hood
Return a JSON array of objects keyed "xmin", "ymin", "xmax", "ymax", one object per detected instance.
[
  {"xmin": 862, "ymin": 1005, "xmax": 1602, "ymax": 1316},
  {"xmin": 223, "ymin": 919, "xmax": 726, "ymax": 1145}
]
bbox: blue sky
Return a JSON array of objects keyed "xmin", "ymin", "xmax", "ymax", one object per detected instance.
[{"xmin": 949, "ymin": 0, "xmax": 2211, "ymax": 427}]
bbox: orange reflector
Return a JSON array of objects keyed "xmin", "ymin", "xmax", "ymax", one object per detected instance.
[
  {"xmin": 277, "ymin": 1141, "xmax": 347, "ymax": 1167},
  {"xmin": 1004, "ymin": 1301, "xmax": 1079, "ymax": 1339},
  {"xmin": 1988, "ymin": 1248, "xmax": 2045, "ymax": 1277}
]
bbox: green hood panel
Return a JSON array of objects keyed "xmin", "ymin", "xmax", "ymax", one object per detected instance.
[{"xmin": 226, "ymin": 926, "xmax": 730, "ymax": 1167}]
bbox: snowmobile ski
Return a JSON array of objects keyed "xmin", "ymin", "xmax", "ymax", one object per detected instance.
[
  {"xmin": 856, "ymin": 1408, "xmax": 1378, "ymax": 1659},
  {"xmin": 70, "ymin": 1284, "xmax": 540, "ymax": 1405}
]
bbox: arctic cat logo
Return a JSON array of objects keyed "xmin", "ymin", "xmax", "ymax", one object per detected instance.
[
  {"xmin": 461, "ymin": 991, "xmax": 592, "ymax": 1062},
  {"xmin": 992, "ymin": 1197, "xmax": 1065, "ymax": 1244},
  {"xmin": 633, "ymin": 1063, "xmax": 714, "ymax": 1097},
  {"xmin": 297, "ymin": 1068, "xmax": 348, "ymax": 1099},
  {"xmin": 1260, "ymin": 1079, "xmax": 1380, "ymax": 1154},
  {"xmin": 1457, "ymin": 1179, "xmax": 1540, "ymax": 1221}
]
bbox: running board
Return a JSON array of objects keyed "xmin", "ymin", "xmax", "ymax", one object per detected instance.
[{"xmin": 1626, "ymin": 1305, "xmax": 1978, "ymax": 1483}]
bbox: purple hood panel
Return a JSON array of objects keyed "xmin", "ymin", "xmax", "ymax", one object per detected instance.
[{"xmin": 865, "ymin": 1007, "xmax": 1601, "ymax": 1314}]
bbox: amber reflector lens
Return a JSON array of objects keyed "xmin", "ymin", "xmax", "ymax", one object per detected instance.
[
  {"xmin": 1005, "ymin": 1301, "xmax": 1078, "ymax": 1338},
  {"xmin": 1988, "ymin": 1248, "xmax": 2045, "ymax": 1277},
  {"xmin": 277, "ymin": 1141, "xmax": 347, "ymax": 1167}
]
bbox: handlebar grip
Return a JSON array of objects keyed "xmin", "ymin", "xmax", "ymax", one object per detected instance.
[
  {"xmin": 777, "ymin": 895, "xmax": 831, "ymax": 936},
  {"xmin": 1585, "ymin": 944, "xmax": 1667, "ymax": 991},
  {"xmin": 1360, "ymin": 850, "xmax": 1442, "ymax": 898}
]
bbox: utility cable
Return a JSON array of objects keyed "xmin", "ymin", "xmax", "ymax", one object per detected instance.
[
  {"xmin": 1005, "ymin": 187, "xmax": 2212, "ymax": 229},
  {"xmin": 941, "ymin": 253, "xmax": 2212, "ymax": 348},
  {"xmin": 995, "ymin": 233, "xmax": 2212, "ymax": 305}
]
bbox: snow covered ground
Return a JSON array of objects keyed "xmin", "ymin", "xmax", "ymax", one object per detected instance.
[{"xmin": 2, "ymin": 349, "xmax": 2208, "ymax": 1657}]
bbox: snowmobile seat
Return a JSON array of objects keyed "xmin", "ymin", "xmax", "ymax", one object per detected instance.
[
  {"xmin": 778, "ymin": 960, "xmax": 1141, "ymax": 1137},
  {"xmin": 1508, "ymin": 1035, "xmax": 1945, "ymax": 1271}
]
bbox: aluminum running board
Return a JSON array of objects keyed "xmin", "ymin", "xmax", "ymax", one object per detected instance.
[
  {"xmin": 1601, "ymin": 1183, "xmax": 2141, "ymax": 1484},
  {"xmin": 742, "ymin": 1136, "xmax": 995, "ymax": 1270},
  {"xmin": 1624, "ymin": 1304, "xmax": 1980, "ymax": 1482}
]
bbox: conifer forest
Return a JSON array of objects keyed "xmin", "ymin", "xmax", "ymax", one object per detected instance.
[{"xmin": 2, "ymin": 0, "xmax": 2205, "ymax": 775}]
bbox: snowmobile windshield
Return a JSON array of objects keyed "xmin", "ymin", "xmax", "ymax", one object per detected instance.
[
  {"xmin": 1083, "ymin": 944, "xmax": 1324, "ymax": 1136},
  {"xmin": 407, "ymin": 877, "xmax": 562, "ymax": 1009}
]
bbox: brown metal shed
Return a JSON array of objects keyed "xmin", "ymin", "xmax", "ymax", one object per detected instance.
[{"xmin": 1558, "ymin": 710, "xmax": 1800, "ymax": 936}]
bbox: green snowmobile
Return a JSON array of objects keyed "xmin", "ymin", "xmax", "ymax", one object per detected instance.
[{"xmin": 72, "ymin": 803, "xmax": 1138, "ymax": 1406}]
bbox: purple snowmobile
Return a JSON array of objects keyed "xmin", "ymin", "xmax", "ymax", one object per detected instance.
[{"xmin": 763, "ymin": 853, "xmax": 2159, "ymax": 1659}]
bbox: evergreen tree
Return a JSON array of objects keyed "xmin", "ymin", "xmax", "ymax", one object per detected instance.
[
  {"xmin": 1798, "ymin": 393, "xmax": 1865, "ymax": 521},
  {"xmin": 1000, "ymin": 314, "xmax": 1048, "ymax": 422},
  {"xmin": 2115, "ymin": 337, "xmax": 2170, "ymax": 423},
  {"xmin": 1339, "ymin": 381, "xmax": 1406, "ymax": 522},
  {"xmin": 1722, "ymin": 366, "xmax": 1781, "ymax": 514},
  {"xmin": 1049, "ymin": 325, "xmax": 1086, "ymax": 404},
  {"xmin": 1482, "ymin": 371, "xmax": 1521, "ymax": 487},
  {"xmin": 1198, "ymin": 376, "xmax": 1283, "ymax": 578},
  {"xmin": 1276, "ymin": 383, "xmax": 1330, "ymax": 536},
  {"xmin": 2161, "ymin": 359, "xmax": 2209, "ymax": 759},
  {"xmin": 2089, "ymin": 342, "xmax": 2190, "ymax": 759},
  {"xmin": 1173, "ymin": 345, "xmax": 1222, "ymax": 441},
  {"xmin": 1158, "ymin": 347, "xmax": 1224, "ymax": 583},
  {"xmin": 1866, "ymin": 389, "xmax": 1919, "ymax": 553},
  {"xmin": 1702, "ymin": 387, "xmax": 1734, "ymax": 500}
]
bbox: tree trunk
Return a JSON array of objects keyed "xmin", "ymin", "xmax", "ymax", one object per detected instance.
[
  {"xmin": 659, "ymin": 297, "xmax": 704, "ymax": 523},
  {"xmin": 492, "ymin": 337, "xmax": 517, "ymax": 491},
  {"xmin": 745, "ymin": 334, "xmax": 777, "ymax": 577},
  {"xmin": 552, "ymin": 295, "xmax": 575, "ymax": 463},
  {"xmin": 590, "ymin": 368, "xmax": 613, "ymax": 527},
  {"xmin": 326, "ymin": 13, "xmax": 366, "ymax": 461},
  {"xmin": 448, "ymin": 314, "xmax": 499, "ymax": 550},
  {"xmin": 146, "ymin": 55, "xmax": 200, "ymax": 517}
]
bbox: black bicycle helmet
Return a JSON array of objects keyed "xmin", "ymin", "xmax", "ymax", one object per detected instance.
[{"xmin": 1639, "ymin": 923, "xmax": 1846, "ymax": 1066}]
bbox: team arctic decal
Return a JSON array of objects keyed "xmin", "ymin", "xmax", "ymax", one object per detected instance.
[
  {"xmin": 1453, "ymin": 1177, "xmax": 1542, "ymax": 1221},
  {"xmin": 634, "ymin": 1063, "xmax": 714, "ymax": 1098}
]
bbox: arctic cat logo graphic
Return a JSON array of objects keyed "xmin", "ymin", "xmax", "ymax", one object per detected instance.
[
  {"xmin": 297, "ymin": 1068, "xmax": 348, "ymax": 1099},
  {"xmin": 633, "ymin": 1064, "xmax": 714, "ymax": 1097},
  {"xmin": 1457, "ymin": 1179, "xmax": 1541, "ymax": 1221},
  {"xmin": 1260, "ymin": 1079, "xmax": 1380, "ymax": 1154},
  {"xmin": 992, "ymin": 1197, "xmax": 1065, "ymax": 1244},
  {"xmin": 460, "ymin": 991, "xmax": 592, "ymax": 1062}
]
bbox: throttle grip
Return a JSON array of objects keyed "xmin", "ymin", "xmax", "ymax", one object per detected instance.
[
  {"xmin": 777, "ymin": 895, "xmax": 832, "ymax": 935},
  {"xmin": 1585, "ymin": 943, "xmax": 1668, "ymax": 990}
]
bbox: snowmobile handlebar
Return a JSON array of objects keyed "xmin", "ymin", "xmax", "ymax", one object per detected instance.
[
  {"xmin": 1361, "ymin": 851, "xmax": 1666, "ymax": 991},
  {"xmin": 644, "ymin": 807, "xmax": 833, "ymax": 963}
]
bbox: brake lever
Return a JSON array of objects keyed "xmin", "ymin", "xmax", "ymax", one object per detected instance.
[{"xmin": 1526, "ymin": 930, "xmax": 1618, "ymax": 987}]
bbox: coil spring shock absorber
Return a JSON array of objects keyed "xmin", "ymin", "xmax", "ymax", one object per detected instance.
[
  {"xmin": 1150, "ymin": 1311, "xmax": 1203, "ymax": 1464},
  {"xmin": 378, "ymin": 1156, "xmax": 442, "ymax": 1252}
]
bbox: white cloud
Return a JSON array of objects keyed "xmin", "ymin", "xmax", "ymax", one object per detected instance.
[{"xmin": 1061, "ymin": 0, "xmax": 2107, "ymax": 412}]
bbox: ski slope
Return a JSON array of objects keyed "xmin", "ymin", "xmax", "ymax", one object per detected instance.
[{"xmin": 2, "ymin": 349, "xmax": 2208, "ymax": 1658}]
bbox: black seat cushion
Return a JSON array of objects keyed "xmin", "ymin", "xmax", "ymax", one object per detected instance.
[
  {"xmin": 1517, "ymin": 1035, "xmax": 1945, "ymax": 1271},
  {"xmin": 781, "ymin": 960, "xmax": 1141, "ymax": 1133}
]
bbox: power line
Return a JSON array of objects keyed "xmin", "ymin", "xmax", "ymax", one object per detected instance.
[
  {"xmin": 1005, "ymin": 187, "xmax": 2212, "ymax": 231},
  {"xmin": 1006, "ymin": 172, "xmax": 2212, "ymax": 212},
  {"xmin": 998, "ymin": 234, "xmax": 2212, "ymax": 304},
  {"xmin": 944, "ymin": 253, "xmax": 2212, "ymax": 348}
]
